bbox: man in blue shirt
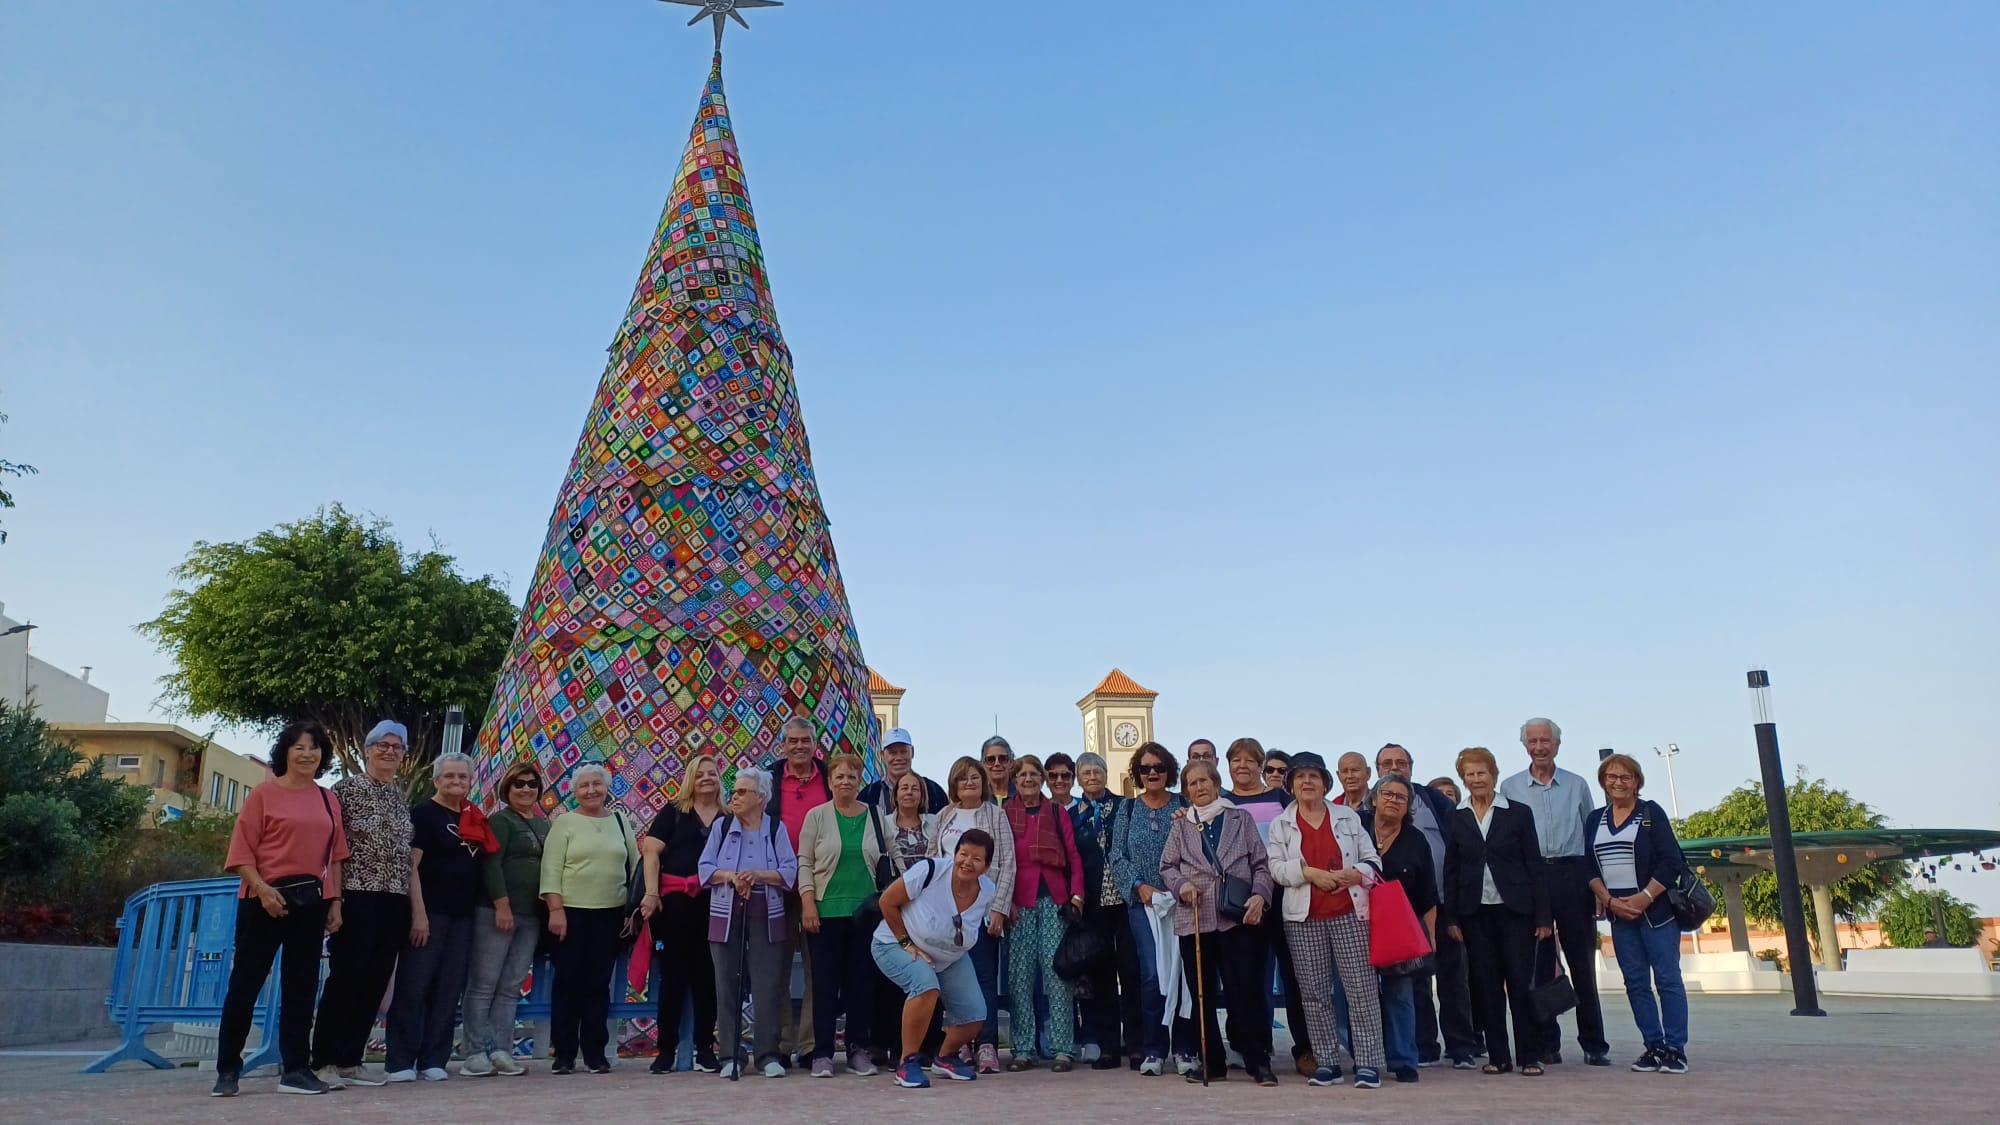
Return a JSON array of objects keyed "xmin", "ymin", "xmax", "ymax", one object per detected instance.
[{"xmin": 1499, "ymin": 718, "xmax": 1608, "ymax": 1067}]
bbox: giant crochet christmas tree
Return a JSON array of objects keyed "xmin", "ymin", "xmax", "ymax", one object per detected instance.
[{"xmin": 475, "ymin": 52, "xmax": 877, "ymax": 813}]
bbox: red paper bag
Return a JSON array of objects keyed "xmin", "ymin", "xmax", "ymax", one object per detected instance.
[{"xmin": 1367, "ymin": 879, "xmax": 1434, "ymax": 968}]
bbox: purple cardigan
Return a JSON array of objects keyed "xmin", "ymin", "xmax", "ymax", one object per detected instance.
[
  {"xmin": 698, "ymin": 813, "xmax": 798, "ymax": 943},
  {"xmin": 1158, "ymin": 807, "xmax": 1274, "ymax": 936}
]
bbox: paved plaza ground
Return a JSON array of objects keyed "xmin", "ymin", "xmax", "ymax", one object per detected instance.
[{"xmin": 1, "ymin": 995, "xmax": 1989, "ymax": 1123}]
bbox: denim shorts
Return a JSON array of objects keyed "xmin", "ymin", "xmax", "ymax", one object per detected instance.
[{"xmin": 870, "ymin": 941, "xmax": 986, "ymax": 1027}]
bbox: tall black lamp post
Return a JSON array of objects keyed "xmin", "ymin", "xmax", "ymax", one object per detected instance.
[{"xmin": 1749, "ymin": 668, "xmax": 1825, "ymax": 1017}]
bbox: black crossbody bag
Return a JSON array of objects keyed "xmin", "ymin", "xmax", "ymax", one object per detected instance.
[{"xmin": 270, "ymin": 788, "xmax": 338, "ymax": 909}]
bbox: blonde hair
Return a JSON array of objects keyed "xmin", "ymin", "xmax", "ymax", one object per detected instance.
[
  {"xmin": 946, "ymin": 756, "xmax": 992, "ymax": 804},
  {"xmin": 675, "ymin": 755, "xmax": 721, "ymax": 813},
  {"xmin": 1011, "ymin": 754, "xmax": 1045, "ymax": 781},
  {"xmin": 1455, "ymin": 746, "xmax": 1499, "ymax": 779}
]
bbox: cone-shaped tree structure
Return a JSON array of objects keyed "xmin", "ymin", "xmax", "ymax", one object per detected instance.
[{"xmin": 476, "ymin": 54, "xmax": 877, "ymax": 811}]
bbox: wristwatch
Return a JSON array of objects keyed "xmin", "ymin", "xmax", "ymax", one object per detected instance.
[{"xmin": 896, "ymin": 934, "xmax": 914, "ymax": 949}]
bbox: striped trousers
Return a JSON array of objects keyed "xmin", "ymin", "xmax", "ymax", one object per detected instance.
[{"xmin": 1287, "ymin": 914, "xmax": 1385, "ymax": 1072}]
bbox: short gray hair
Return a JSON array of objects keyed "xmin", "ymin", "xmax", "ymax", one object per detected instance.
[
  {"xmin": 432, "ymin": 751, "xmax": 474, "ymax": 775},
  {"xmin": 1520, "ymin": 718, "xmax": 1562, "ymax": 745},
  {"xmin": 981, "ymin": 735, "xmax": 1012, "ymax": 756},
  {"xmin": 1077, "ymin": 752, "xmax": 1108, "ymax": 774},
  {"xmin": 1372, "ymin": 771, "xmax": 1415, "ymax": 800},
  {"xmin": 782, "ymin": 715, "xmax": 815, "ymax": 738},
  {"xmin": 572, "ymin": 762, "xmax": 611, "ymax": 788},
  {"xmin": 732, "ymin": 766, "xmax": 772, "ymax": 799}
]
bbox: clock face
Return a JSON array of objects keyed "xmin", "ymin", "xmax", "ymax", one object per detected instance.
[{"xmin": 1113, "ymin": 721, "xmax": 1141, "ymax": 748}]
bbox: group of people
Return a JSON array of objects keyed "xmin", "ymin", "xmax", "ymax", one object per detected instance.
[{"xmin": 212, "ymin": 714, "xmax": 1696, "ymax": 1097}]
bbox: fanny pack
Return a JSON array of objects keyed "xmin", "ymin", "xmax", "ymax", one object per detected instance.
[{"xmin": 270, "ymin": 788, "xmax": 338, "ymax": 909}]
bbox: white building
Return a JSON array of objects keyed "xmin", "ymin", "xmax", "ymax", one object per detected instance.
[{"xmin": 0, "ymin": 601, "xmax": 110, "ymax": 723}]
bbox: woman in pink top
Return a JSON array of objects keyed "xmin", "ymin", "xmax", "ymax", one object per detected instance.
[
  {"xmin": 214, "ymin": 722, "xmax": 349, "ymax": 1098},
  {"xmin": 1001, "ymin": 755, "xmax": 1084, "ymax": 1071}
]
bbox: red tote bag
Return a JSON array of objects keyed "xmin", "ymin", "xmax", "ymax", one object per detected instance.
[{"xmin": 1367, "ymin": 879, "xmax": 1434, "ymax": 971}]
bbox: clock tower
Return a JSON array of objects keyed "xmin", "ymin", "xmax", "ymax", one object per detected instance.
[{"xmin": 1077, "ymin": 668, "xmax": 1158, "ymax": 795}]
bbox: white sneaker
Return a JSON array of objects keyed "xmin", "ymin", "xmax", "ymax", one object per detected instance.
[
  {"xmin": 762, "ymin": 1059, "xmax": 786, "ymax": 1078},
  {"xmin": 335, "ymin": 1065, "xmax": 387, "ymax": 1087},
  {"xmin": 490, "ymin": 1049, "xmax": 525, "ymax": 1077},
  {"xmin": 384, "ymin": 1069, "xmax": 417, "ymax": 1083},
  {"xmin": 848, "ymin": 1051, "xmax": 878, "ymax": 1077},
  {"xmin": 459, "ymin": 1052, "xmax": 493, "ymax": 1077},
  {"xmin": 719, "ymin": 1061, "xmax": 741, "ymax": 1079},
  {"xmin": 419, "ymin": 1067, "xmax": 450, "ymax": 1081},
  {"xmin": 313, "ymin": 1065, "xmax": 347, "ymax": 1090}
]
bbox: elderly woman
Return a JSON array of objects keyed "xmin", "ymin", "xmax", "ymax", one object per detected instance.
[
  {"xmin": 1223, "ymin": 736, "xmax": 1308, "ymax": 1075},
  {"xmin": 309, "ymin": 719, "xmax": 413, "ymax": 1088},
  {"xmin": 459, "ymin": 761, "xmax": 549, "ymax": 1078},
  {"xmin": 873, "ymin": 829, "xmax": 1001, "ymax": 1088},
  {"xmin": 931, "ymin": 756, "xmax": 1017, "ymax": 1072},
  {"xmin": 1263, "ymin": 750, "xmax": 1294, "ymax": 794},
  {"xmin": 385, "ymin": 752, "xmax": 486, "ymax": 1082},
  {"xmin": 1159, "ymin": 757, "xmax": 1277, "ymax": 1085},
  {"xmin": 1443, "ymin": 747, "xmax": 1551, "ymax": 1077},
  {"xmin": 799, "ymin": 753, "xmax": 886, "ymax": 1077},
  {"xmin": 1368, "ymin": 772, "xmax": 1439, "ymax": 1085},
  {"xmin": 642, "ymin": 754, "xmax": 726, "ymax": 1074},
  {"xmin": 1429, "ymin": 777, "xmax": 1461, "ymax": 804},
  {"xmin": 1073, "ymin": 751, "xmax": 1139, "ymax": 1070},
  {"xmin": 700, "ymin": 767, "xmax": 800, "ymax": 1079},
  {"xmin": 1107, "ymin": 741, "xmax": 1191, "ymax": 1075},
  {"xmin": 1001, "ymin": 755, "xmax": 1084, "ymax": 1071},
  {"xmin": 540, "ymin": 762, "xmax": 646, "ymax": 1075},
  {"xmin": 873, "ymin": 771, "xmax": 942, "ymax": 1066},
  {"xmin": 214, "ymin": 723, "xmax": 348, "ymax": 1097},
  {"xmin": 1586, "ymin": 753, "xmax": 1692, "ymax": 1075},
  {"xmin": 1266, "ymin": 752, "xmax": 1386, "ymax": 1089}
]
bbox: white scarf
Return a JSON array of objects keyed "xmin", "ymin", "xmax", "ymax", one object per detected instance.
[{"xmin": 1189, "ymin": 795, "xmax": 1238, "ymax": 825}]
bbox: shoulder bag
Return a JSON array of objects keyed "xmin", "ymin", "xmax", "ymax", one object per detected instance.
[
  {"xmin": 1196, "ymin": 815, "xmax": 1253, "ymax": 923},
  {"xmin": 270, "ymin": 788, "xmax": 338, "ymax": 910},
  {"xmin": 851, "ymin": 807, "xmax": 898, "ymax": 928}
]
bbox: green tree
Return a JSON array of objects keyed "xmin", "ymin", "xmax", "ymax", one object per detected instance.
[
  {"xmin": 0, "ymin": 793, "xmax": 84, "ymax": 892},
  {"xmin": 1678, "ymin": 771, "xmax": 1904, "ymax": 947},
  {"xmin": 0, "ymin": 702, "xmax": 150, "ymax": 903},
  {"xmin": 0, "ymin": 405, "xmax": 35, "ymax": 544},
  {"xmin": 139, "ymin": 504, "xmax": 518, "ymax": 777},
  {"xmin": 1878, "ymin": 885, "xmax": 1982, "ymax": 948}
]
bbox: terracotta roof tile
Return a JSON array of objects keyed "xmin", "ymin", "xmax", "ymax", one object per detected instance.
[
  {"xmin": 866, "ymin": 667, "xmax": 905, "ymax": 695},
  {"xmin": 1087, "ymin": 668, "xmax": 1157, "ymax": 698}
]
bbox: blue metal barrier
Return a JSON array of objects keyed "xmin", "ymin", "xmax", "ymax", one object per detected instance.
[{"xmin": 85, "ymin": 877, "xmax": 284, "ymax": 1074}]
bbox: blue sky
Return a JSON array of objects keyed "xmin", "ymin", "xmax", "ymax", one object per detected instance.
[{"xmin": 3, "ymin": 3, "xmax": 1996, "ymax": 908}]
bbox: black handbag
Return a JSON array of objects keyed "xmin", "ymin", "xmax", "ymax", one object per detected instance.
[
  {"xmin": 613, "ymin": 810, "xmax": 649, "ymax": 945},
  {"xmin": 1196, "ymin": 816, "xmax": 1253, "ymax": 923},
  {"xmin": 1639, "ymin": 805, "xmax": 1716, "ymax": 932},
  {"xmin": 270, "ymin": 788, "xmax": 338, "ymax": 910},
  {"xmin": 1053, "ymin": 916, "xmax": 1111, "ymax": 980},
  {"xmin": 850, "ymin": 808, "xmax": 897, "ymax": 930},
  {"xmin": 1530, "ymin": 936, "xmax": 1577, "ymax": 1022}
]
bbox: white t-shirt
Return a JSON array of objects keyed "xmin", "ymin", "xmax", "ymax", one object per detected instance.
[{"xmin": 874, "ymin": 858, "xmax": 995, "ymax": 968}]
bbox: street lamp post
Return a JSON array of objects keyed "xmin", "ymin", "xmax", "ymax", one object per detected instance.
[
  {"xmin": 1748, "ymin": 669, "xmax": 1826, "ymax": 1017},
  {"xmin": 1, "ymin": 622, "xmax": 36, "ymax": 705},
  {"xmin": 442, "ymin": 705, "xmax": 467, "ymax": 758},
  {"xmin": 1654, "ymin": 743, "xmax": 1682, "ymax": 818}
]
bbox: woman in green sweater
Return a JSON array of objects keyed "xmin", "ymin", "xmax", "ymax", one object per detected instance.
[
  {"xmin": 797, "ymin": 754, "xmax": 885, "ymax": 1077},
  {"xmin": 460, "ymin": 761, "xmax": 549, "ymax": 1077},
  {"xmin": 540, "ymin": 763, "xmax": 646, "ymax": 1074}
]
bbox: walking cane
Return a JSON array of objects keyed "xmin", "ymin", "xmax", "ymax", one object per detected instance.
[
  {"xmin": 1191, "ymin": 886, "xmax": 1208, "ymax": 1088},
  {"xmin": 730, "ymin": 886, "xmax": 750, "ymax": 1082}
]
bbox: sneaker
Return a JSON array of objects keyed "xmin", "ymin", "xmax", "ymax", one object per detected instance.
[
  {"xmin": 1631, "ymin": 1047, "xmax": 1662, "ymax": 1073},
  {"xmin": 849, "ymin": 1050, "xmax": 878, "ymax": 1077},
  {"xmin": 691, "ymin": 1052, "xmax": 720, "ymax": 1074},
  {"xmin": 1393, "ymin": 1066, "xmax": 1420, "ymax": 1083},
  {"xmin": 384, "ymin": 1069, "xmax": 417, "ymax": 1083},
  {"xmin": 1585, "ymin": 1051, "xmax": 1611, "ymax": 1067},
  {"xmin": 1417, "ymin": 1057, "xmax": 1444, "ymax": 1069},
  {"xmin": 550, "ymin": 1062, "xmax": 575, "ymax": 1076},
  {"xmin": 1249, "ymin": 1064, "xmax": 1279, "ymax": 1087},
  {"xmin": 929, "ymin": 1054, "xmax": 977, "ymax": 1082},
  {"xmin": 313, "ymin": 1065, "xmax": 348, "ymax": 1089},
  {"xmin": 278, "ymin": 1069, "xmax": 330, "ymax": 1095},
  {"xmin": 1451, "ymin": 1056, "xmax": 1477, "ymax": 1070},
  {"xmin": 811, "ymin": 1057, "xmax": 835, "ymax": 1078},
  {"xmin": 1659, "ymin": 1048, "xmax": 1689, "ymax": 1075},
  {"xmin": 1352, "ymin": 1067, "xmax": 1381, "ymax": 1090},
  {"xmin": 337, "ymin": 1064, "xmax": 387, "ymax": 1086},
  {"xmin": 1138, "ymin": 1055, "xmax": 1164, "ymax": 1076},
  {"xmin": 210, "ymin": 1072, "xmax": 240, "ymax": 1097},
  {"xmin": 1174, "ymin": 1053, "xmax": 1199, "ymax": 1076},
  {"xmin": 895, "ymin": 1054, "xmax": 932, "ymax": 1088},
  {"xmin": 1308, "ymin": 1065, "xmax": 1343, "ymax": 1087},
  {"xmin": 975, "ymin": 1044, "xmax": 1000, "ymax": 1074},
  {"xmin": 586, "ymin": 1061, "xmax": 612, "ymax": 1075},
  {"xmin": 762, "ymin": 1060, "xmax": 786, "ymax": 1078},
  {"xmin": 491, "ymin": 1050, "xmax": 525, "ymax": 1077},
  {"xmin": 718, "ymin": 1061, "xmax": 740, "ymax": 1079},
  {"xmin": 459, "ymin": 1052, "xmax": 494, "ymax": 1077},
  {"xmin": 418, "ymin": 1067, "xmax": 449, "ymax": 1081}
]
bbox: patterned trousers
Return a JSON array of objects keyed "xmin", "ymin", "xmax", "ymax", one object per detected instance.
[
  {"xmin": 1287, "ymin": 914, "xmax": 1385, "ymax": 1072},
  {"xmin": 1007, "ymin": 897, "xmax": 1075, "ymax": 1057}
]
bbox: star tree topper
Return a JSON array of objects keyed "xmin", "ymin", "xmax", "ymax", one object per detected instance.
[{"xmin": 661, "ymin": 0, "xmax": 785, "ymax": 48}]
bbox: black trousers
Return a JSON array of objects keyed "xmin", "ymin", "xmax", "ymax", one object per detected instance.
[
  {"xmin": 1259, "ymin": 909, "xmax": 1311, "ymax": 1059},
  {"xmin": 1177, "ymin": 926, "xmax": 1270, "ymax": 1075},
  {"xmin": 1541, "ymin": 858, "xmax": 1608, "ymax": 1057},
  {"xmin": 218, "ymin": 896, "xmax": 327, "ymax": 1075},
  {"xmin": 1417, "ymin": 928, "xmax": 1481, "ymax": 1062},
  {"xmin": 1081, "ymin": 900, "xmax": 1141, "ymax": 1061},
  {"xmin": 310, "ymin": 890, "xmax": 407, "ymax": 1069},
  {"xmin": 1461, "ymin": 904, "xmax": 1541, "ymax": 1068},
  {"xmin": 550, "ymin": 906, "xmax": 623, "ymax": 1067},
  {"xmin": 384, "ymin": 910, "xmax": 473, "ymax": 1072},
  {"xmin": 807, "ymin": 914, "xmax": 875, "ymax": 1062},
  {"xmin": 649, "ymin": 892, "xmax": 718, "ymax": 1065}
]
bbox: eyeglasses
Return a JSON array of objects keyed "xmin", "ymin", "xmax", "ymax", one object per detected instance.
[
  {"xmin": 1047, "ymin": 771, "xmax": 1073, "ymax": 781},
  {"xmin": 1603, "ymin": 773, "xmax": 1636, "ymax": 783},
  {"xmin": 1377, "ymin": 791, "xmax": 1410, "ymax": 803},
  {"xmin": 369, "ymin": 742, "xmax": 406, "ymax": 754},
  {"xmin": 1134, "ymin": 764, "xmax": 1166, "ymax": 776}
]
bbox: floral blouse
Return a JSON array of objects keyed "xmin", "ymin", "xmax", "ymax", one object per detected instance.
[{"xmin": 332, "ymin": 775, "xmax": 414, "ymax": 895}]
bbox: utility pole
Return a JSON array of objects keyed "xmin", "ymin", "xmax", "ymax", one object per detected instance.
[
  {"xmin": 1748, "ymin": 669, "xmax": 1825, "ymax": 1017},
  {"xmin": 1653, "ymin": 743, "xmax": 1682, "ymax": 818}
]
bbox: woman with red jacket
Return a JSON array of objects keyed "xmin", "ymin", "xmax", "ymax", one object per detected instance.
[{"xmin": 1002, "ymin": 755, "xmax": 1085, "ymax": 1071}]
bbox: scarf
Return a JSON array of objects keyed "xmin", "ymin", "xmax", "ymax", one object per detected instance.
[
  {"xmin": 1006, "ymin": 798, "xmax": 1068, "ymax": 870},
  {"xmin": 460, "ymin": 802, "xmax": 499, "ymax": 854},
  {"xmin": 1189, "ymin": 796, "xmax": 1238, "ymax": 826}
]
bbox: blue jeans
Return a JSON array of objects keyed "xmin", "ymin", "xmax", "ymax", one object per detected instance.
[
  {"xmin": 872, "ymin": 941, "xmax": 986, "ymax": 1027},
  {"xmin": 1124, "ymin": 902, "xmax": 1177, "ymax": 1059},
  {"xmin": 1379, "ymin": 972, "xmax": 1417, "ymax": 1071},
  {"xmin": 1611, "ymin": 911, "xmax": 1688, "ymax": 1051}
]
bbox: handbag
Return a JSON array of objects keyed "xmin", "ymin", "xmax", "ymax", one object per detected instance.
[
  {"xmin": 850, "ymin": 808, "xmax": 898, "ymax": 929},
  {"xmin": 271, "ymin": 788, "xmax": 339, "ymax": 910},
  {"xmin": 1366, "ymin": 878, "xmax": 1434, "ymax": 975},
  {"xmin": 1664, "ymin": 868, "xmax": 1716, "ymax": 932},
  {"xmin": 1530, "ymin": 936, "xmax": 1578, "ymax": 1021},
  {"xmin": 613, "ymin": 811, "xmax": 649, "ymax": 945},
  {"xmin": 1053, "ymin": 915, "xmax": 1112, "ymax": 980},
  {"xmin": 1195, "ymin": 816, "xmax": 1253, "ymax": 923}
]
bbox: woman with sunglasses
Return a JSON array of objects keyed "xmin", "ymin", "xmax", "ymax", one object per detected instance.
[
  {"xmin": 1368, "ymin": 772, "xmax": 1439, "ymax": 1085},
  {"xmin": 931, "ymin": 756, "xmax": 1017, "ymax": 1072},
  {"xmin": 1107, "ymin": 742, "xmax": 1191, "ymax": 1076},
  {"xmin": 641, "ymin": 754, "xmax": 726, "ymax": 1074},
  {"xmin": 873, "ymin": 829, "xmax": 1001, "ymax": 1088},
  {"xmin": 1263, "ymin": 750, "xmax": 1294, "ymax": 794},
  {"xmin": 458, "ymin": 761, "xmax": 550, "ymax": 1077}
]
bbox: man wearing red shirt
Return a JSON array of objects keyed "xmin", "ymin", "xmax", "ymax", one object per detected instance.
[{"xmin": 764, "ymin": 715, "xmax": 830, "ymax": 1066}]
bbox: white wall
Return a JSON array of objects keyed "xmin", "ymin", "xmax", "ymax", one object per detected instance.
[{"xmin": 0, "ymin": 602, "xmax": 111, "ymax": 722}]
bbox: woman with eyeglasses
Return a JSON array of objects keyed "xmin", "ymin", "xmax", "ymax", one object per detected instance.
[
  {"xmin": 873, "ymin": 770, "xmax": 942, "ymax": 1067},
  {"xmin": 1107, "ymin": 741, "xmax": 1191, "ymax": 1076},
  {"xmin": 699, "ymin": 767, "xmax": 799, "ymax": 1079},
  {"xmin": 640, "ymin": 754, "xmax": 726, "ymax": 1074},
  {"xmin": 1443, "ymin": 747, "xmax": 1551, "ymax": 1078},
  {"xmin": 1586, "ymin": 753, "xmax": 1692, "ymax": 1075},
  {"xmin": 1220, "ymin": 737, "xmax": 1310, "ymax": 1075},
  {"xmin": 541, "ymin": 762, "xmax": 648, "ymax": 1076},
  {"xmin": 1000, "ymin": 755, "xmax": 1084, "ymax": 1071},
  {"xmin": 798, "ymin": 753, "xmax": 886, "ymax": 1078},
  {"xmin": 873, "ymin": 829, "xmax": 1000, "ymax": 1088},
  {"xmin": 458, "ymin": 761, "xmax": 550, "ymax": 1077},
  {"xmin": 1367, "ymin": 772, "xmax": 1439, "ymax": 1085},
  {"xmin": 931, "ymin": 756, "xmax": 1016, "ymax": 1072}
]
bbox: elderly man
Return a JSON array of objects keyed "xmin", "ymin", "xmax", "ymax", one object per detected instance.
[
  {"xmin": 861, "ymin": 728, "xmax": 947, "ymax": 815},
  {"xmin": 1499, "ymin": 718, "xmax": 1608, "ymax": 1066},
  {"xmin": 1332, "ymin": 752, "xmax": 1371, "ymax": 807},
  {"xmin": 1375, "ymin": 743, "xmax": 1478, "ymax": 1069},
  {"xmin": 761, "ymin": 715, "xmax": 831, "ymax": 1066}
]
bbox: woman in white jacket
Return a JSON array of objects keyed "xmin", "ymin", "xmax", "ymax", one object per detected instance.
[{"xmin": 1266, "ymin": 751, "xmax": 1388, "ymax": 1090}]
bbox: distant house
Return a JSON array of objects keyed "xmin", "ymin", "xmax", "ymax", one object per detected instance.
[{"xmin": 51, "ymin": 722, "xmax": 268, "ymax": 817}]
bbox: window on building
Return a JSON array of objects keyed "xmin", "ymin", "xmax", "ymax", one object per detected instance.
[
  {"xmin": 209, "ymin": 773, "xmax": 223, "ymax": 807},
  {"xmin": 114, "ymin": 755, "xmax": 141, "ymax": 770},
  {"xmin": 226, "ymin": 779, "xmax": 240, "ymax": 811}
]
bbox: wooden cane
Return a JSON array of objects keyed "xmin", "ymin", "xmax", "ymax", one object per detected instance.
[{"xmin": 1191, "ymin": 886, "xmax": 1208, "ymax": 1087}]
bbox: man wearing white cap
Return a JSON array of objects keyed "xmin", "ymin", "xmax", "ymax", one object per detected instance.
[{"xmin": 861, "ymin": 728, "xmax": 948, "ymax": 816}]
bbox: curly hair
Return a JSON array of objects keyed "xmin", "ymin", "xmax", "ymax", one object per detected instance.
[{"xmin": 269, "ymin": 722, "xmax": 334, "ymax": 779}]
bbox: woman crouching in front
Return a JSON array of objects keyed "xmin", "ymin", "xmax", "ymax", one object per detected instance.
[{"xmin": 871, "ymin": 829, "xmax": 1000, "ymax": 1089}]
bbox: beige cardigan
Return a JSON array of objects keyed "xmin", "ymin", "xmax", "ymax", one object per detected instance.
[{"xmin": 796, "ymin": 801, "xmax": 887, "ymax": 902}]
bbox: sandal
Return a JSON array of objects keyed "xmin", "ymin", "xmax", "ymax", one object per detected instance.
[
  {"xmin": 1481, "ymin": 1062, "xmax": 1513, "ymax": 1075},
  {"xmin": 1005, "ymin": 1056, "xmax": 1035, "ymax": 1072},
  {"xmin": 1520, "ymin": 1063, "xmax": 1545, "ymax": 1077}
]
